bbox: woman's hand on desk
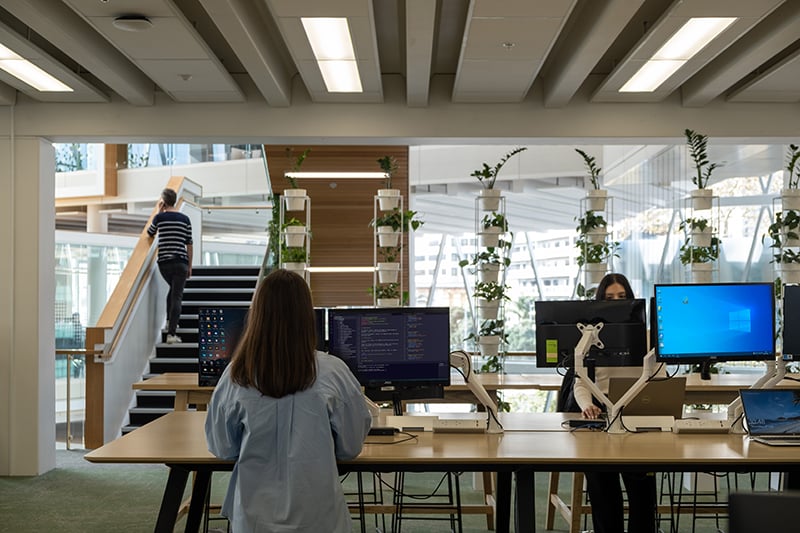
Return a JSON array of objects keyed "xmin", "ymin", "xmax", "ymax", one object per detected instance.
[{"xmin": 582, "ymin": 405, "xmax": 602, "ymax": 419}]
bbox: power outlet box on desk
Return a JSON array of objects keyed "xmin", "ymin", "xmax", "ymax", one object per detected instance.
[
  {"xmin": 432, "ymin": 418, "xmax": 485, "ymax": 433},
  {"xmin": 673, "ymin": 419, "xmax": 731, "ymax": 434}
]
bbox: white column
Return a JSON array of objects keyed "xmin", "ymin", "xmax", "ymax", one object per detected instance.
[{"xmin": 0, "ymin": 136, "xmax": 56, "ymax": 475}]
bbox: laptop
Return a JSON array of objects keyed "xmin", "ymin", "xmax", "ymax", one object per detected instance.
[
  {"xmin": 198, "ymin": 306, "xmax": 248, "ymax": 386},
  {"xmin": 739, "ymin": 388, "xmax": 800, "ymax": 446},
  {"xmin": 607, "ymin": 377, "xmax": 686, "ymax": 419}
]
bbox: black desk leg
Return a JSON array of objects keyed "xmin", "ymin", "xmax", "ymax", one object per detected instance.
[
  {"xmin": 495, "ymin": 472, "xmax": 511, "ymax": 533},
  {"xmin": 514, "ymin": 469, "xmax": 535, "ymax": 533},
  {"xmin": 185, "ymin": 469, "xmax": 213, "ymax": 533},
  {"xmin": 155, "ymin": 466, "xmax": 190, "ymax": 533}
]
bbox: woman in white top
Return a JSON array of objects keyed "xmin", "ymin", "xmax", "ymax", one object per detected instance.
[
  {"xmin": 573, "ymin": 273, "xmax": 659, "ymax": 533},
  {"xmin": 205, "ymin": 269, "xmax": 372, "ymax": 533}
]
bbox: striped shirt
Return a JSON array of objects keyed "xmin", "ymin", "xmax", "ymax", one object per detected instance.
[{"xmin": 147, "ymin": 211, "xmax": 193, "ymax": 264}]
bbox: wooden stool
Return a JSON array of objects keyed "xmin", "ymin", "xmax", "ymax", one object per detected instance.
[{"xmin": 546, "ymin": 472, "xmax": 591, "ymax": 533}]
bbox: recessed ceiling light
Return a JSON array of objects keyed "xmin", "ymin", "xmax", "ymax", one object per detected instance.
[
  {"xmin": 301, "ymin": 17, "xmax": 363, "ymax": 93},
  {"xmin": 0, "ymin": 43, "xmax": 73, "ymax": 92},
  {"xmin": 501, "ymin": 42, "xmax": 516, "ymax": 50},
  {"xmin": 112, "ymin": 15, "xmax": 153, "ymax": 32}
]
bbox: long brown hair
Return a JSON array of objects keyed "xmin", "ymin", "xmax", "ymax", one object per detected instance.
[{"xmin": 228, "ymin": 269, "xmax": 317, "ymax": 397}]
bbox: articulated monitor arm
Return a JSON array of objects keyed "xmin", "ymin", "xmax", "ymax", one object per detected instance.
[
  {"xmin": 449, "ymin": 351, "xmax": 504, "ymax": 433},
  {"xmin": 728, "ymin": 356, "xmax": 783, "ymax": 434}
]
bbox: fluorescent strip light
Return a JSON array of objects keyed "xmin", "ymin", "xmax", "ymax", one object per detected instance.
[
  {"xmin": 618, "ymin": 17, "xmax": 737, "ymax": 93},
  {"xmin": 0, "ymin": 43, "xmax": 73, "ymax": 92},
  {"xmin": 285, "ymin": 172, "xmax": 386, "ymax": 179},
  {"xmin": 619, "ymin": 60, "xmax": 684, "ymax": 92},
  {"xmin": 653, "ymin": 18, "xmax": 737, "ymax": 60},
  {"xmin": 301, "ymin": 17, "xmax": 363, "ymax": 93}
]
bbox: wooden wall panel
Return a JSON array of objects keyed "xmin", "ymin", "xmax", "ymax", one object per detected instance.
[{"xmin": 264, "ymin": 145, "xmax": 409, "ymax": 307}]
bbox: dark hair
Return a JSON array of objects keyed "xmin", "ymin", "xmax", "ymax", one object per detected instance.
[
  {"xmin": 228, "ymin": 269, "xmax": 317, "ymax": 398},
  {"xmin": 595, "ymin": 273, "xmax": 634, "ymax": 300},
  {"xmin": 161, "ymin": 188, "xmax": 177, "ymax": 207}
]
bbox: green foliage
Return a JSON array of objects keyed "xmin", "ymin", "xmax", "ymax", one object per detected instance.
[
  {"xmin": 575, "ymin": 210, "xmax": 608, "ymax": 234},
  {"xmin": 576, "ymin": 283, "xmax": 597, "ymax": 299},
  {"xmin": 281, "ymin": 246, "xmax": 307, "ymax": 263},
  {"xmin": 284, "ymin": 147, "xmax": 311, "ymax": 188},
  {"xmin": 377, "ymin": 246, "xmax": 400, "ymax": 262},
  {"xmin": 764, "ymin": 210, "xmax": 800, "ymax": 263},
  {"xmin": 458, "ymin": 247, "xmax": 511, "ymax": 269},
  {"xmin": 266, "ymin": 193, "xmax": 281, "ymax": 268},
  {"xmin": 377, "ymin": 155, "xmax": 398, "ymax": 189},
  {"xmin": 679, "ymin": 236, "xmax": 721, "ymax": 264},
  {"xmin": 575, "ymin": 239, "xmax": 619, "ymax": 266},
  {"xmin": 481, "ymin": 212, "xmax": 509, "ymax": 231},
  {"xmin": 474, "ymin": 281, "xmax": 510, "ymax": 302},
  {"xmin": 470, "ymin": 147, "xmax": 527, "ymax": 189},
  {"xmin": 575, "ymin": 148, "xmax": 602, "ymax": 189},
  {"xmin": 55, "ymin": 143, "xmax": 87, "ymax": 172},
  {"xmin": 679, "ymin": 217, "xmax": 709, "ymax": 232},
  {"xmin": 371, "ymin": 208, "xmax": 424, "ymax": 232},
  {"xmin": 684, "ymin": 129, "xmax": 720, "ymax": 189},
  {"xmin": 368, "ymin": 282, "xmax": 400, "ymax": 299},
  {"xmin": 787, "ymin": 144, "xmax": 800, "ymax": 189}
]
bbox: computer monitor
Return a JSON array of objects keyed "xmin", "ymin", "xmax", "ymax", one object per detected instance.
[
  {"xmin": 534, "ymin": 299, "xmax": 648, "ymax": 368},
  {"xmin": 198, "ymin": 306, "xmax": 249, "ymax": 386},
  {"xmin": 781, "ymin": 284, "xmax": 800, "ymax": 360},
  {"xmin": 327, "ymin": 307, "xmax": 451, "ymax": 410},
  {"xmin": 654, "ymin": 283, "xmax": 775, "ymax": 373},
  {"xmin": 314, "ymin": 307, "xmax": 327, "ymax": 352}
]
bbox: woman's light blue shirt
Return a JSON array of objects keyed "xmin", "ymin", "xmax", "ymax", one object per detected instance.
[{"xmin": 205, "ymin": 351, "xmax": 372, "ymax": 532}]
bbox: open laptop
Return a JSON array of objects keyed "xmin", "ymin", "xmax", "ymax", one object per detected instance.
[
  {"xmin": 607, "ymin": 377, "xmax": 687, "ymax": 419},
  {"xmin": 740, "ymin": 388, "xmax": 800, "ymax": 446}
]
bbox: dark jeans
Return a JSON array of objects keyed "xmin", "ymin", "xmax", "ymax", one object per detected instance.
[
  {"xmin": 158, "ymin": 260, "xmax": 188, "ymax": 336},
  {"xmin": 585, "ymin": 470, "xmax": 657, "ymax": 533}
]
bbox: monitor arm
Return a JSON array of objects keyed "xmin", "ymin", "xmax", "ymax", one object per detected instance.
[
  {"xmin": 728, "ymin": 356, "xmax": 784, "ymax": 434},
  {"xmin": 573, "ymin": 323, "xmax": 659, "ymax": 434},
  {"xmin": 449, "ymin": 351, "xmax": 503, "ymax": 433}
]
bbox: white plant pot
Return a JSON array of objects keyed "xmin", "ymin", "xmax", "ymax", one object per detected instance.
[
  {"xmin": 584, "ymin": 263, "xmax": 607, "ymax": 284},
  {"xmin": 476, "ymin": 299, "xmax": 500, "ymax": 320},
  {"xmin": 692, "ymin": 227, "xmax": 712, "ymax": 248},
  {"xmin": 376, "ymin": 226, "xmax": 400, "ymax": 247},
  {"xmin": 283, "ymin": 262, "xmax": 308, "ymax": 282},
  {"xmin": 377, "ymin": 189, "xmax": 401, "ymax": 211},
  {"xmin": 376, "ymin": 262, "xmax": 400, "ymax": 283},
  {"xmin": 781, "ymin": 263, "xmax": 800, "ymax": 284},
  {"xmin": 478, "ymin": 189, "xmax": 502, "ymax": 211},
  {"xmin": 586, "ymin": 189, "xmax": 607, "ymax": 212},
  {"xmin": 781, "ymin": 228, "xmax": 800, "ymax": 248},
  {"xmin": 283, "ymin": 226, "xmax": 306, "ymax": 247},
  {"xmin": 478, "ymin": 263, "xmax": 500, "ymax": 284},
  {"xmin": 587, "ymin": 228, "xmax": 607, "ymax": 244},
  {"xmin": 477, "ymin": 335, "xmax": 501, "ymax": 357},
  {"xmin": 283, "ymin": 188, "xmax": 307, "ymax": 211},
  {"xmin": 690, "ymin": 262, "xmax": 713, "ymax": 283},
  {"xmin": 691, "ymin": 188, "xmax": 713, "ymax": 211},
  {"xmin": 782, "ymin": 189, "xmax": 800, "ymax": 211},
  {"xmin": 478, "ymin": 226, "xmax": 502, "ymax": 247},
  {"xmin": 377, "ymin": 298, "xmax": 400, "ymax": 308}
]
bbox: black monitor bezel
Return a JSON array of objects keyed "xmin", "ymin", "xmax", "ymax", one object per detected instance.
[
  {"xmin": 781, "ymin": 284, "xmax": 800, "ymax": 360},
  {"xmin": 534, "ymin": 298, "xmax": 648, "ymax": 369},
  {"xmin": 653, "ymin": 282, "xmax": 776, "ymax": 365},
  {"xmin": 326, "ymin": 306, "xmax": 452, "ymax": 402}
]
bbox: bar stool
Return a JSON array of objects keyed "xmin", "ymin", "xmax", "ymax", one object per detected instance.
[{"xmin": 545, "ymin": 471, "xmax": 591, "ymax": 533}]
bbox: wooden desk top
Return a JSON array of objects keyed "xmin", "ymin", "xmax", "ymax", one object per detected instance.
[
  {"xmin": 85, "ymin": 411, "xmax": 800, "ymax": 469},
  {"xmin": 132, "ymin": 373, "xmax": 214, "ymax": 392}
]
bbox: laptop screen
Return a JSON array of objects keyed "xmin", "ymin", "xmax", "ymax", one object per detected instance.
[
  {"xmin": 198, "ymin": 306, "xmax": 248, "ymax": 387},
  {"xmin": 739, "ymin": 389, "xmax": 800, "ymax": 436}
]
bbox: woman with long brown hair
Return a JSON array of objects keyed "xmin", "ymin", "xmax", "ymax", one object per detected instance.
[{"xmin": 205, "ymin": 269, "xmax": 371, "ymax": 532}]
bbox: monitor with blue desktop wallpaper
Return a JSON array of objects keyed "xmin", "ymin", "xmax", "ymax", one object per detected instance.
[
  {"xmin": 534, "ymin": 299, "xmax": 648, "ymax": 368},
  {"xmin": 327, "ymin": 307, "xmax": 451, "ymax": 408},
  {"xmin": 198, "ymin": 306, "xmax": 249, "ymax": 386},
  {"xmin": 781, "ymin": 284, "xmax": 800, "ymax": 360},
  {"xmin": 654, "ymin": 283, "xmax": 775, "ymax": 370}
]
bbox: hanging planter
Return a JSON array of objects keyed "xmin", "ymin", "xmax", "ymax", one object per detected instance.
[
  {"xmin": 283, "ymin": 188, "xmax": 307, "ymax": 211},
  {"xmin": 690, "ymin": 188, "xmax": 713, "ymax": 210},
  {"xmin": 782, "ymin": 228, "xmax": 800, "ymax": 248},
  {"xmin": 478, "ymin": 226, "xmax": 502, "ymax": 247},
  {"xmin": 377, "ymin": 298, "xmax": 400, "ymax": 307},
  {"xmin": 585, "ymin": 262, "xmax": 607, "ymax": 284},
  {"xmin": 376, "ymin": 262, "xmax": 400, "ymax": 283},
  {"xmin": 477, "ymin": 189, "xmax": 502, "ymax": 211},
  {"xmin": 376, "ymin": 226, "xmax": 400, "ymax": 247},
  {"xmin": 587, "ymin": 228, "xmax": 608, "ymax": 245},
  {"xmin": 283, "ymin": 262, "xmax": 308, "ymax": 281},
  {"xmin": 781, "ymin": 263, "xmax": 800, "ymax": 284},
  {"xmin": 476, "ymin": 299, "xmax": 500, "ymax": 321},
  {"xmin": 478, "ymin": 263, "xmax": 500, "ymax": 284},
  {"xmin": 782, "ymin": 189, "xmax": 800, "ymax": 211},
  {"xmin": 283, "ymin": 225, "xmax": 306, "ymax": 247},
  {"xmin": 690, "ymin": 262, "xmax": 713, "ymax": 283},
  {"xmin": 692, "ymin": 227, "xmax": 712, "ymax": 247},
  {"xmin": 477, "ymin": 335, "xmax": 501, "ymax": 357},
  {"xmin": 377, "ymin": 189, "xmax": 401, "ymax": 211},
  {"xmin": 586, "ymin": 189, "xmax": 607, "ymax": 212}
]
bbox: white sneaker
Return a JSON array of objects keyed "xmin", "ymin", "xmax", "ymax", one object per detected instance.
[{"xmin": 166, "ymin": 334, "xmax": 182, "ymax": 344}]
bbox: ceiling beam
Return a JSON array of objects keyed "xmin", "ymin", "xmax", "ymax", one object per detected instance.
[{"xmin": 405, "ymin": 0, "xmax": 436, "ymax": 107}]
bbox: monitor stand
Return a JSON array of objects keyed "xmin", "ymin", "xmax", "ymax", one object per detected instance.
[{"xmin": 573, "ymin": 322, "xmax": 658, "ymax": 434}]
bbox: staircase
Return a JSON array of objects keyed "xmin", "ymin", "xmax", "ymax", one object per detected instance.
[{"xmin": 123, "ymin": 265, "xmax": 259, "ymax": 434}]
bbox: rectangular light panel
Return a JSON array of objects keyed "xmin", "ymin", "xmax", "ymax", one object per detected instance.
[
  {"xmin": 301, "ymin": 17, "xmax": 363, "ymax": 93},
  {"xmin": 0, "ymin": 43, "xmax": 73, "ymax": 92}
]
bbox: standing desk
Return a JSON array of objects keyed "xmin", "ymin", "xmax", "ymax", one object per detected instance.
[{"xmin": 85, "ymin": 410, "xmax": 800, "ymax": 533}]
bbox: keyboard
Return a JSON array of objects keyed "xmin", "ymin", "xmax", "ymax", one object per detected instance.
[{"xmin": 673, "ymin": 419, "xmax": 731, "ymax": 434}]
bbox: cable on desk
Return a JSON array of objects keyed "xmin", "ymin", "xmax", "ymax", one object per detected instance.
[{"xmin": 365, "ymin": 431, "xmax": 419, "ymax": 445}]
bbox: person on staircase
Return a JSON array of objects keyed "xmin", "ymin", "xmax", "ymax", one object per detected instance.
[{"xmin": 147, "ymin": 187, "xmax": 193, "ymax": 344}]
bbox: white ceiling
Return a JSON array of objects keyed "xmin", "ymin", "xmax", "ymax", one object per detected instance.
[{"xmin": 0, "ymin": 0, "xmax": 797, "ymax": 109}]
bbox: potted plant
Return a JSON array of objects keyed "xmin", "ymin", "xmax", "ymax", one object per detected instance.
[
  {"xmin": 685, "ymin": 129, "xmax": 720, "ymax": 210},
  {"xmin": 376, "ymin": 246, "xmax": 401, "ymax": 283},
  {"xmin": 282, "ymin": 217, "xmax": 307, "ymax": 248},
  {"xmin": 459, "ymin": 247, "xmax": 511, "ymax": 284},
  {"xmin": 575, "ymin": 238, "xmax": 619, "ymax": 284},
  {"xmin": 679, "ymin": 235, "xmax": 721, "ymax": 283},
  {"xmin": 576, "ymin": 210, "xmax": 608, "ymax": 244},
  {"xmin": 781, "ymin": 144, "xmax": 800, "ymax": 210},
  {"xmin": 283, "ymin": 147, "xmax": 311, "ymax": 211},
  {"xmin": 465, "ymin": 319, "xmax": 506, "ymax": 371},
  {"xmin": 679, "ymin": 217, "xmax": 712, "ymax": 247},
  {"xmin": 765, "ymin": 214, "xmax": 800, "ymax": 283},
  {"xmin": 474, "ymin": 281, "xmax": 510, "ymax": 321},
  {"xmin": 369, "ymin": 282, "xmax": 400, "ymax": 307},
  {"xmin": 478, "ymin": 212, "xmax": 509, "ymax": 247},
  {"xmin": 575, "ymin": 148, "xmax": 607, "ymax": 211},
  {"xmin": 280, "ymin": 245, "xmax": 308, "ymax": 277},
  {"xmin": 370, "ymin": 208, "xmax": 424, "ymax": 247},
  {"xmin": 376, "ymin": 155, "xmax": 401, "ymax": 210},
  {"xmin": 470, "ymin": 147, "xmax": 527, "ymax": 210}
]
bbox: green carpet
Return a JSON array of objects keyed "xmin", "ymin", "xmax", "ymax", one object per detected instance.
[{"xmin": 0, "ymin": 449, "xmax": 777, "ymax": 532}]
